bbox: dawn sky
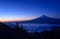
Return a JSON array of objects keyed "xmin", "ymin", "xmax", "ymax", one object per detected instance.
[{"xmin": 0, "ymin": 0, "xmax": 60, "ymax": 22}]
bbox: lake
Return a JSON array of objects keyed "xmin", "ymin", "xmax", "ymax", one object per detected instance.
[{"xmin": 4, "ymin": 22, "xmax": 60, "ymax": 33}]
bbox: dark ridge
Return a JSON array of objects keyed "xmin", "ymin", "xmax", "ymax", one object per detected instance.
[
  {"xmin": 0, "ymin": 22, "xmax": 14, "ymax": 30},
  {"xmin": 40, "ymin": 26, "xmax": 60, "ymax": 39},
  {"xmin": 0, "ymin": 22, "xmax": 29, "ymax": 39}
]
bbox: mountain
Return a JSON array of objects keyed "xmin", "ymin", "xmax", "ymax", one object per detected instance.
[{"xmin": 20, "ymin": 15, "xmax": 60, "ymax": 24}]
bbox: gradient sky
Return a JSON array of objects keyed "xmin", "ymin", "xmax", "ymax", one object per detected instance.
[{"xmin": 0, "ymin": 0, "xmax": 60, "ymax": 22}]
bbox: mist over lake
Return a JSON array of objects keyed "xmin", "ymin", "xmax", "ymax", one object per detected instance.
[{"xmin": 4, "ymin": 22, "xmax": 60, "ymax": 33}]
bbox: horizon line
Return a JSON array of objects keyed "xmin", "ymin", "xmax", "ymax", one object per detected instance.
[{"xmin": 0, "ymin": 15, "xmax": 60, "ymax": 22}]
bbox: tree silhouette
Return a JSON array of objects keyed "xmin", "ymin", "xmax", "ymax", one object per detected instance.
[
  {"xmin": 34, "ymin": 31, "xmax": 41, "ymax": 39},
  {"xmin": 40, "ymin": 26, "xmax": 60, "ymax": 39}
]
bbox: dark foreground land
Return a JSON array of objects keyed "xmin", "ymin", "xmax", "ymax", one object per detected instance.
[{"xmin": 0, "ymin": 22, "xmax": 60, "ymax": 39}]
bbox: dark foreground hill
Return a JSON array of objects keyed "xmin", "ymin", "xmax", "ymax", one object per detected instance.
[
  {"xmin": 36, "ymin": 26, "xmax": 60, "ymax": 39},
  {"xmin": 0, "ymin": 22, "xmax": 29, "ymax": 39}
]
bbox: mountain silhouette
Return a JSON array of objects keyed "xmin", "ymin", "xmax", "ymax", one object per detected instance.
[
  {"xmin": 20, "ymin": 15, "xmax": 60, "ymax": 24},
  {"xmin": 39, "ymin": 15, "xmax": 49, "ymax": 18}
]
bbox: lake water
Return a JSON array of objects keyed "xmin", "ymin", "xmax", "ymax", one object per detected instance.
[
  {"xmin": 4, "ymin": 22, "xmax": 60, "ymax": 33},
  {"xmin": 21, "ymin": 23, "xmax": 60, "ymax": 33}
]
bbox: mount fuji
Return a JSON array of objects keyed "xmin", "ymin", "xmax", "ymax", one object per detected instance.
[{"xmin": 20, "ymin": 15, "xmax": 60, "ymax": 24}]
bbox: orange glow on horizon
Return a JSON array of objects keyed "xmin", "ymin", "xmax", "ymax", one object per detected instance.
[{"xmin": 0, "ymin": 18, "xmax": 33, "ymax": 22}]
